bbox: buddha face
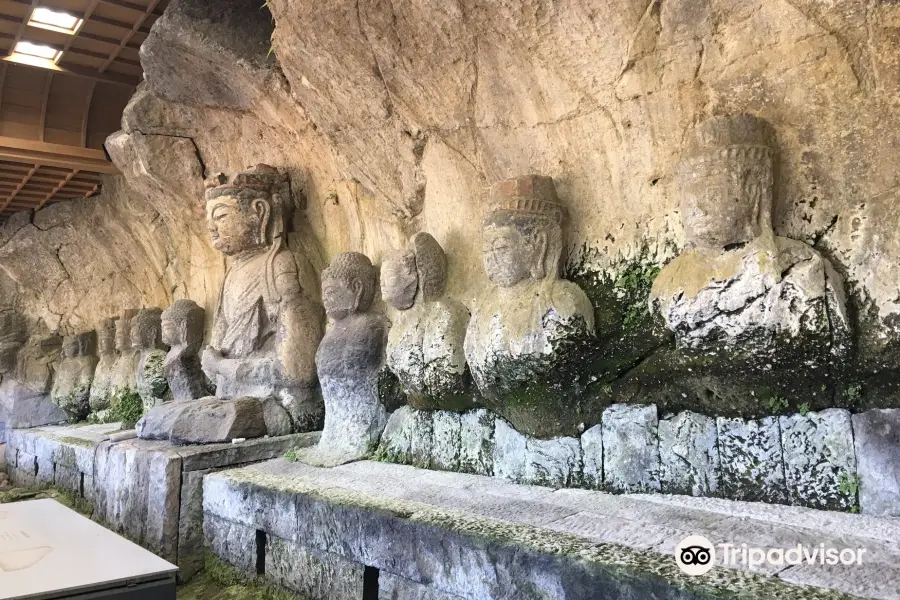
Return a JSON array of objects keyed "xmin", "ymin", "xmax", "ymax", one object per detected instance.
[
  {"xmin": 98, "ymin": 322, "xmax": 117, "ymax": 355},
  {"xmin": 322, "ymin": 274, "xmax": 362, "ymax": 321},
  {"xmin": 161, "ymin": 315, "xmax": 180, "ymax": 347},
  {"xmin": 115, "ymin": 318, "xmax": 131, "ymax": 353},
  {"xmin": 381, "ymin": 252, "xmax": 418, "ymax": 310},
  {"xmin": 680, "ymin": 156, "xmax": 769, "ymax": 249},
  {"xmin": 482, "ymin": 224, "xmax": 538, "ymax": 288},
  {"xmin": 206, "ymin": 194, "xmax": 269, "ymax": 256},
  {"xmin": 62, "ymin": 336, "xmax": 79, "ymax": 359},
  {"xmin": 131, "ymin": 313, "xmax": 161, "ymax": 351}
]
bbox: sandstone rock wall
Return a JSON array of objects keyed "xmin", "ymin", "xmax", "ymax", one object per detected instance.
[{"xmin": 2, "ymin": 0, "xmax": 900, "ymax": 420}]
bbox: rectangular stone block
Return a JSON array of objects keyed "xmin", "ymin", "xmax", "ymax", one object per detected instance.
[
  {"xmin": 35, "ymin": 457, "xmax": 55, "ymax": 487},
  {"xmin": 659, "ymin": 411, "xmax": 718, "ymax": 497},
  {"xmin": 266, "ymin": 535, "xmax": 364, "ymax": 600},
  {"xmin": 378, "ymin": 406, "xmax": 415, "ymax": 465},
  {"xmin": 459, "ymin": 409, "xmax": 493, "ymax": 476},
  {"xmin": 379, "ymin": 572, "xmax": 465, "ymax": 600},
  {"xmin": 780, "ymin": 409, "xmax": 856, "ymax": 511},
  {"xmin": 53, "ymin": 464, "xmax": 82, "ymax": 496},
  {"xmin": 524, "ymin": 435, "xmax": 582, "ymax": 488},
  {"xmin": 203, "ymin": 470, "xmax": 299, "ymax": 542},
  {"xmin": 178, "ymin": 470, "xmax": 208, "ymax": 581},
  {"xmin": 177, "ymin": 432, "xmax": 319, "ymax": 472},
  {"xmin": 492, "ymin": 418, "xmax": 526, "ymax": 483},
  {"xmin": 203, "ymin": 513, "xmax": 258, "ymax": 575},
  {"xmin": 12, "ymin": 450, "xmax": 37, "ymax": 486},
  {"xmin": 5, "ymin": 442, "xmax": 16, "ymax": 468},
  {"xmin": 431, "ymin": 411, "xmax": 461, "ymax": 471},
  {"xmin": 581, "ymin": 424, "xmax": 602, "ymax": 489},
  {"xmin": 717, "ymin": 416, "xmax": 787, "ymax": 504},
  {"xmin": 602, "ymin": 404, "xmax": 660, "ymax": 493},
  {"xmin": 853, "ymin": 408, "xmax": 900, "ymax": 517}
]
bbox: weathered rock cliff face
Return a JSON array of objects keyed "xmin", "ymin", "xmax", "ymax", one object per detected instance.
[{"xmin": 3, "ymin": 0, "xmax": 900, "ymax": 428}]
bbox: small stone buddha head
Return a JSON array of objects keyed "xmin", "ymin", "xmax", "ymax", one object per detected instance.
[
  {"xmin": 321, "ymin": 252, "xmax": 377, "ymax": 321},
  {"xmin": 131, "ymin": 308, "xmax": 164, "ymax": 351},
  {"xmin": 115, "ymin": 309, "xmax": 139, "ymax": 353},
  {"xmin": 482, "ymin": 175, "xmax": 565, "ymax": 288},
  {"xmin": 62, "ymin": 331, "xmax": 97, "ymax": 359},
  {"xmin": 381, "ymin": 232, "xmax": 449, "ymax": 310},
  {"xmin": 161, "ymin": 299, "xmax": 205, "ymax": 355},
  {"xmin": 679, "ymin": 115, "xmax": 776, "ymax": 250},
  {"xmin": 0, "ymin": 310, "xmax": 26, "ymax": 375},
  {"xmin": 204, "ymin": 164, "xmax": 291, "ymax": 257},
  {"xmin": 98, "ymin": 317, "xmax": 118, "ymax": 356}
]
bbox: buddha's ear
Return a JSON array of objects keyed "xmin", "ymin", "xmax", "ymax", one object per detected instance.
[
  {"xmin": 351, "ymin": 279, "xmax": 364, "ymax": 309},
  {"xmin": 251, "ymin": 198, "xmax": 271, "ymax": 243},
  {"xmin": 530, "ymin": 231, "xmax": 548, "ymax": 279}
]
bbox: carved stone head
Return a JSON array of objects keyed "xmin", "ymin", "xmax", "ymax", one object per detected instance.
[
  {"xmin": 98, "ymin": 317, "xmax": 118, "ymax": 356},
  {"xmin": 0, "ymin": 310, "xmax": 26, "ymax": 375},
  {"xmin": 161, "ymin": 299, "xmax": 205, "ymax": 354},
  {"xmin": 204, "ymin": 164, "xmax": 291, "ymax": 257},
  {"xmin": 381, "ymin": 232, "xmax": 449, "ymax": 310},
  {"xmin": 62, "ymin": 331, "xmax": 97, "ymax": 359},
  {"xmin": 679, "ymin": 115, "xmax": 775, "ymax": 250},
  {"xmin": 131, "ymin": 308, "xmax": 164, "ymax": 351},
  {"xmin": 322, "ymin": 252, "xmax": 377, "ymax": 320},
  {"xmin": 115, "ymin": 309, "xmax": 139, "ymax": 353},
  {"xmin": 482, "ymin": 175, "xmax": 565, "ymax": 288}
]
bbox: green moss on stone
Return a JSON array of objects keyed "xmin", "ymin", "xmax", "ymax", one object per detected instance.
[
  {"xmin": 201, "ymin": 552, "xmax": 306, "ymax": 600},
  {"xmin": 55, "ymin": 436, "xmax": 96, "ymax": 449}
]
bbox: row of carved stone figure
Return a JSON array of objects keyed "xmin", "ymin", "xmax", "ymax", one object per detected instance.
[{"xmin": 0, "ymin": 114, "xmax": 850, "ymax": 457}]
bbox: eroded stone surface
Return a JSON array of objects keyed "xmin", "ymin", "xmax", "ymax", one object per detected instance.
[
  {"xmin": 717, "ymin": 416, "xmax": 787, "ymax": 505},
  {"xmin": 581, "ymin": 424, "xmax": 603, "ymax": 490},
  {"xmin": 492, "ymin": 418, "xmax": 527, "ymax": 483},
  {"xmin": 602, "ymin": 404, "xmax": 660, "ymax": 493},
  {"xmin": 161, "ymin": 299, "xmax": 210, "ymax": 401},
  {"xmin": 267, "ymin": 535, "xmax": 364, "ymax": 600},
  {"xmin": 132, "ymin": 308, "xmax": 169, "ymax": 412},
  {"xmin": 431, "ymin": 411, "xmax": 461, "ymax": 471},
  {"xmin": 458, "ymin": 409, "xmax": 494, "ymax": 476},
  {"xmin": 89, "ymin": 317, "xmax": 119, "ymax": 411},
  {"xmin": 524, "ymin": 435, "xmax": 582, "ymax": 488},
  {"xmin": 659, "ymin": 411, "xmax": 718, "ymax": 497},
  {"xmin": 780, "ymin": 409, "xmax": 857, "ymax": 511},
  {"xmin": 853, "ymin": 409, "xmax": 900, "ymax": 517}
]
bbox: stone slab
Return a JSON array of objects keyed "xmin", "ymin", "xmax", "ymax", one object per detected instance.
[
  {"xmin": 458, "ymin": 408, "xmax": 493, "ymax": 475},
  {"xmin": 659, "ymin": 411, "xmax": 718, "ymax": 497},
  {"xmin": 203, "ymin": 513, "xmax": 258, "ymax": 575},
  {"xmin": 524, "ymin": 435, "xmax": 582, "ymax": 488},
  {"xmin": 491, "ymin": 418, "xmax": 526, "ymax": 483},
  {"xmin": 602, "ymin": 404, "xmax": 660, "ymax": 493},
  {"xmin": 717, "ymin": 416, "xmax": 787, "ymax": 504},
  {"xmin": 581, "ymin": 424, "xmax": 603, "ymax": 489},
  {"xmin": 780, "ymin": 409, "xmax": 857, "ymax": 510},
  {"xmin": 852, "ymin": 409, "xmax": 900, "ymax": 517},
  {"xmin": 431, "ymin": 411, "xmax": 461, "ymax": 471},
  {"xmin": 266, "ymin": 535, "xmax": 365, "ymax": 600},
  {"xmin": 379, "ymin": 572, "xmax": 465, "ymax": 600},
  {"xmin": 204, "ymin": 459, "xmax": 900, "ymax": 600}
]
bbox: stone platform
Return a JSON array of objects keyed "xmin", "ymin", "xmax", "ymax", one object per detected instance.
[
  {"xmin": 5, "ymin": 423, "xmax": 318, "ymax": 581},
  {"xmin": 204, "ymin": 458, "xmax": 900, "ymax": 600}
]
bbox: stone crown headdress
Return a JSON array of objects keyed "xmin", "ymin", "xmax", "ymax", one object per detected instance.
[
  {"xmin": 683, "ymin": 114, "xmax": 775, "ymax": 166},
  {"xmin": 486, "ymin": 174, "xmax": 565, "ymax": 223},
  {"xmin": 204, "ymin": 164, "xmax": 291, "ymax": 204}
]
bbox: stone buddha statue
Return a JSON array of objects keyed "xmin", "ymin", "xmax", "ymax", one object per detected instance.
[
  {"xmin": 464, "ymin": 175, "xmax": 595, "ymax": 437},
  {"xmin": 0, "ymin": 310, "xmax": 25, "ymax": 381},
  {"xmin": 89, "ymin": 317, "xmax": 119, "ymax": 412},
  {"xmin": 200, "ymin": 164, "xmax": 324, "ymax": 429},
  {"xmin": 161, "ymin": 299, "xmax": 210, "ymax": 401},
  {"xmin": 298, "ymin": 252, "xmax": 388, "ymax": 466},
  {"xmin": 132, "ymin": 308, "xmax": 170, "ymax": 411},
  {"xmin": 650, "ymin": 115, "xmax": 849, "ymax": 355},
  {"xmin": 137, "ymin": 165, "xmax": 323, "ymax": 444},
  {"xmin": 51, "ymin": 331, "xmax": 99, "ymax": 421},
  {"xmin": 381, "ymin": 232, "xmax": 473, "ymax": 410},
  {"xmin": 109, "ymin": 309, "xmax": 140, "ymax": 400}
]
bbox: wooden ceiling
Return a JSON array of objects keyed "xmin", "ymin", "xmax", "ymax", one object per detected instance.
[{"xmin": 0, "ymin": 0, "xmax": 169, "ymax": 221}]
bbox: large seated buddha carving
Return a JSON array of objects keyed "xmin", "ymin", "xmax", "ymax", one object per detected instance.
[
  {"xmin": 650, "ymin": 115, "xmax": 849, "ymax": 358},
  {"xmin": 137, "ymin": 165, "xmax": 324, "ymax": 443},
  {"xmin": 464, "ymin": 175, "xmax": 595, "ymax": 437},
  {"xmin": 381, "ymin": 233, "xmax": 473, "ymax": 411}
]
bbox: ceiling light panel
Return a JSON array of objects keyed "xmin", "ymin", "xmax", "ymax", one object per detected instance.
[{"xmin": 28, "ymin": 6, "xmax": 84, "ymax": 35}]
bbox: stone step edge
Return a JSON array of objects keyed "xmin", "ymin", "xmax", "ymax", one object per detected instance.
[{"xmin": 206, "ymin": 466, "xmax": 861, "ymax": 600}]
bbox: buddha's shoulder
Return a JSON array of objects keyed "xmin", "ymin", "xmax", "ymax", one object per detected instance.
[{"xmin": 549, "ymin": 278, "xmax": 593, "ymax": 321}]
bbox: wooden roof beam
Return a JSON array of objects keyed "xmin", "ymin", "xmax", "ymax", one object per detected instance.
[
  {"xmin": 0, "ymin": 163, "xmax": 38, "ymax": 212},
  {"xmin": 0, "ymin": 136, "xmax": 117, "ymax": 173},
  {"xmin": 38, "ymin": 168, "xmax": 77, "ymax": 208}
]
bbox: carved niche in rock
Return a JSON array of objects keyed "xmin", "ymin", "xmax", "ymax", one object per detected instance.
[
  {"xmin": 51, "ymin": 331, "xmax": 99, "ymax": 421},
  {"xmin": 381, "ymin": 232, "xmax": 473, "ymax": 411},
  {"xmin": 464, "ymin": 175, "xmax": 595, "ymax": 438},
  {"xmin": 298, "ymin": 252, "xmax": 388, "ymax": 466},
  {"xmin": 138, "ymin": 165, "xmax": 323, "ymax": 444},
  {"xmin": 649, "ymin": 115, "xmax": 849, "ymax": 359},
  {"xmin": 132, "ymin": 307, "xmax": 170, "ymax": 412},
  {"xmin": 0, "ymin": 310, "xmax": 26, "ymax": 378},
  {"xmin": 161, "ymin": 299, "xmax": 210, "ymax": 401},
  {"xmin": 89, "ymin": 317, "xmax": 119, "ymax": 411},
  {"xmin": 109, "ymin": 309, "xmax": 140, "ymax": 402}
]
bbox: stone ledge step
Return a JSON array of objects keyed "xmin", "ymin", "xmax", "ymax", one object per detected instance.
[{"xmin": 203, "ymin": 458, "xmax": 900, "ymax": 600}]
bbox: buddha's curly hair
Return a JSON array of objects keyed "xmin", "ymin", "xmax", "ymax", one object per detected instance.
[{"xmin": 322, "ymin": 252, "xmax": 377, "ymax": 312}]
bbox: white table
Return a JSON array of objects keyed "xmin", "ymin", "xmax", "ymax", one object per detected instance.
[{"xmin": 0, "ymin": 499, "xmax": 177, "ymax": 599}]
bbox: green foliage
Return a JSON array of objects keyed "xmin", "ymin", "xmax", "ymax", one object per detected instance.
[
  {"xmin": 197, "ymin": 552, "xmax": 300, "ymax": 600},
  {"xmin": 845, "ymin": 383, "xmax": 863, "ymax": 401},
  {"xmin": 798, "ymin": 402, "xmax": 810, "ymax": 417},
  {"xmin": 283, "ymin": 448, "xmax": 300, "ymax": 462},
  {"xmin": 838, "ymin": 472, "xmax": 861, "ymax": 497},
  {"xmin": 767, "ymin": 395, "xmax": 789, "ymax": 413},
  {"xmin": 612, "ymin": 262, "xmax": 662, "ymax": 334},
  {"xmin": 100, "ymin": 388, "xmax": 144, "ymax": 428}
]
